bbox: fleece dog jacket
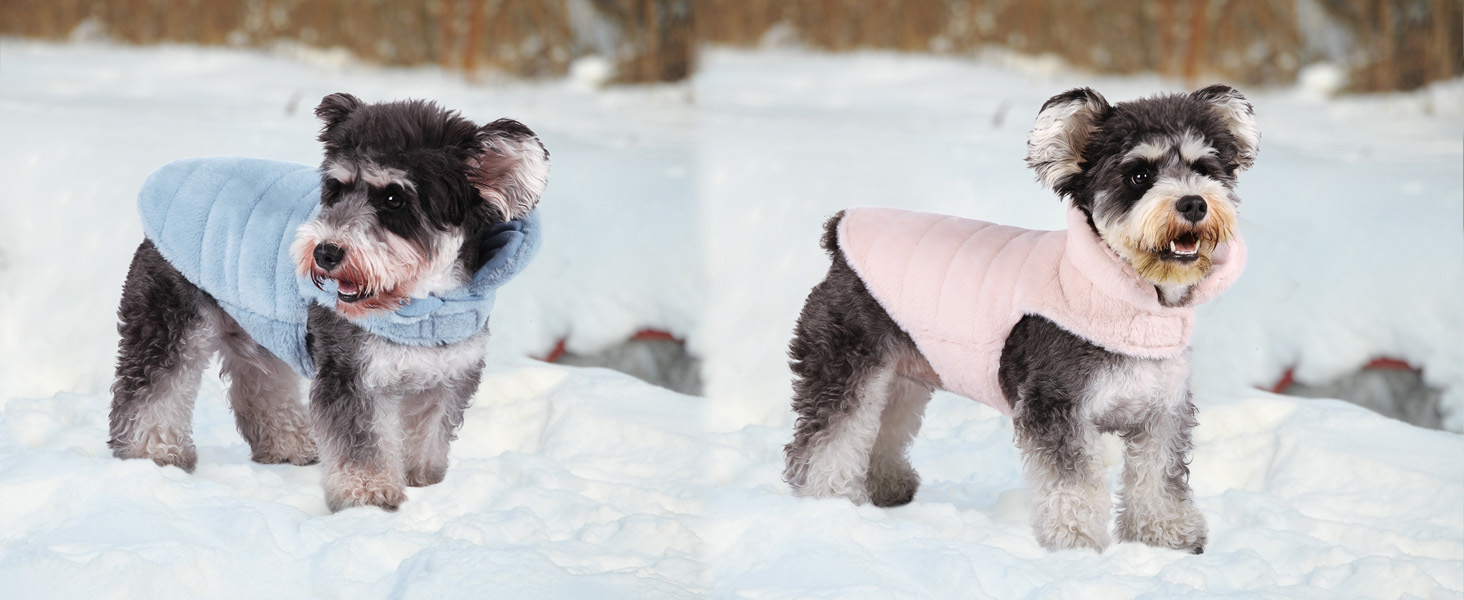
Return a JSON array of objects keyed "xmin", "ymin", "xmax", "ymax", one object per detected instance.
[
  {"xmin": 837, "ymin": 206, "xmax": 1245, "ymax": 416},
  {"xmin": 138, "ymin": 157, "xmax": 541, "ymax": 379}
]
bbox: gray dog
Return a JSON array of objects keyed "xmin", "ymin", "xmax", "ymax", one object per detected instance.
[
  {"xmin": 784, "ymin": 85, "xmax": 1256, "ymax": 552},
  {"xmin": 109, "ymin": 93, "xmax": 548, "ymax": 511}
]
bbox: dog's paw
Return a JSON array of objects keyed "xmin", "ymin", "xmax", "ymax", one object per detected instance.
[
  {"xmin": 866, "ymin": 462, "xmax": 920, "ymax": 507},
  {"xmin": 249, "ymin": 430, "xmax": 319, "ymax": 466},
  {"xmin": 405, "ymin": 465, "xmax": 446, "ymax": 488},
  {"xmin": 324, "ymin": 468, "xmax": 408, "ymax": 512},
  {"xmin": 150, "ymin": 446, "xmax": 199, "ymax": 473},
  {"xmin": 1031, "ymin": 485, "xmax": 1113, "ymax": 552},
  {"xmin": 1116, "ymin": 502, "xmax": 1208, "ymax": 553},
  {"xmin": 114, "ymin": 439, "xmax": 198, "ymax": 473},
  {"xmin": 789, "ymin": 478, "xmax": 872, "ymax": 505},
  {"xmin": 1035, "ymin": 521, "xmax": 1112, "ymax": 552}
]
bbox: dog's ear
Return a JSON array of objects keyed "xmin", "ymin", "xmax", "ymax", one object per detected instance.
[
  {"xmin": 315, "ymin": 93, "xmax": 364, "ymax": 137},
  {"xmin": 1191, "ymin": 84, "xmax": 1259, "ymax": 172},
  {"xmin": 1026, "ymin": 88, "xmax": 1111, "ymax": 196},
  {"xmin": 467, "ymin": 119, "xmax": 550, "ymax": 221}
]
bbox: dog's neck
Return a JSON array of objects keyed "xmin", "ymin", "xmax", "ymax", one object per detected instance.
[
  {"xmin": 1081, "ymin": 208, "xmax": 1204, "ymax": 309},
  {"xmin": 1155, "ymin": 282, "xmax": 1196, "ymax": 307},
  {"xmin": 408, "ymin": 230, "xmax": 470, "ymax": 299}
]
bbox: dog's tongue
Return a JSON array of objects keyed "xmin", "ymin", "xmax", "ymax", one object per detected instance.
[
  {"xmin": 1175, "ymin": 239, "xmax": 1198, "ymax": 253},
  {"xmin": 337, "ymin": 280, "xmax": 360, "ymax": 294}
]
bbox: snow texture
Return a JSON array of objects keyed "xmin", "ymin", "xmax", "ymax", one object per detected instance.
[{"xmin": 0, "ymin": 40, "xmax": 1460, "ymax": 598}]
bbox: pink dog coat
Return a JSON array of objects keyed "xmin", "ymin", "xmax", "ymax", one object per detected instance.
[{"xmin": 837, "ymin": 206, "xmax": 1246, "ymax": 416}]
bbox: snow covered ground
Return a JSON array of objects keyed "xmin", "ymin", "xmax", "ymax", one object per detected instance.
[{"xmin": 0, "ymin": 40, "xmax": 1460, "ymax": 598}]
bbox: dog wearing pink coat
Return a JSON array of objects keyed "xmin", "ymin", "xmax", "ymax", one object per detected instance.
[{"xmin": 783, "ymin": 85, "xmax": 1258, "ymax": 553}]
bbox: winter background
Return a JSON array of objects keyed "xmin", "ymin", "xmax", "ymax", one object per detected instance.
[{"xmin": 1, "ymin": 28, "xmax": 1461, "ymax": 600}]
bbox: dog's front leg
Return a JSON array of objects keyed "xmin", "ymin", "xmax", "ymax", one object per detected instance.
[
  {"xmin": 402, "ymin": 365, "xmax": 481, "ymax": 487},
  {"xmin": 1015, "ymin": 401, "xmax": 1113, "ymax": 552},
  {"xmin": 310, "ymin": 361, "xmax": 407, "ymax": 512},
  {"xmin": 1115, "ymin": 394, "xmax": 1207, "ymax": 553}
]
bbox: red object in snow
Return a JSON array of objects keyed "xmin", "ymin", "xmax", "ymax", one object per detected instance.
[
  {"xmin": 540, "ymin": 329, "xmax": 681, "ymax": 363},
  {"xmin": 542, "ymin": 338, "xmax": 569, "ymax": 363},
  {"xmin": 1268, "ymin": 357, "xmax": 1420, "ymax": 394}
]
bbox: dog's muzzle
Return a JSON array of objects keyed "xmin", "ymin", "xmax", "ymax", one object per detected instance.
[{"xmin": 308, "ymin": 242, "xmax": 370, "ymax": 303}]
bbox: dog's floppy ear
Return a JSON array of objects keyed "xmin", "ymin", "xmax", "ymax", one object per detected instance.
[
  {"xmin": 315, "ymin": 93, "xmax": 363, "ymax": 137},
  {"xmin": 467, "ymin": 119, "xmax": 550, "ymax": 221},
  {"xmin": 1026, "ymin": 88, "xmax": 1111, "ymax": 196},
  {"xmin": 1191, "ymin": 84, "xmax": 1259, "ymax": 172}
]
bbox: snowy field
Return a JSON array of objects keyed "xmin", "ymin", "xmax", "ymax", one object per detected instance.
[{"xmin": 1, "ymin": 40, "xmax": 1461, "ymax": 598}]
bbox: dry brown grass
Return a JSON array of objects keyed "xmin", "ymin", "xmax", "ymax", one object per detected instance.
[
  {"xmin": 0, "ymin": 0, "xmax": 575, "ymax": 77},
  {"xmin": 1, "ymin": 0, "xmax": 1458, "ymax": 90},
  {"xmin": 592, "ymin": 0, "xmax": 695, "ymax": 83},
  {"xmin": 695, "ymin": 0, "xmax": 1460, "ymax": 91},
  {"xmin": 1321, "ymin": 0, "xmax": 1464, "ymax": 92},
  {"xmin": 696, "ymin": 0, "xmax": 1308, "ymax": 87}
]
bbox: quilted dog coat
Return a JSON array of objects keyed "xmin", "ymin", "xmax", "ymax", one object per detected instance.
[
  {"xmin": 837, "ymin": 206, "xmax": 1245, "ymax": 415},
  {"xmin": 138, "ymin": 157, "xmax": 541, "ymax": 379}
]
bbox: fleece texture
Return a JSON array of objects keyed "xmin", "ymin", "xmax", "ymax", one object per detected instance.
[
  {"xmin": 838, "ymin": 206, "xmax": 1246, "ymax": 415},
  {"xmin": 138, "ymin": 157, "xmax": 541, "ymax": 379}
]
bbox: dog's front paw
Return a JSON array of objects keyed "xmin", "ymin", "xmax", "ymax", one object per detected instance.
[
  {"xmin": 249, "ymin": 429, "xmax": 319, "ymax": 466},
  {"xmin": 1031, "ymin": 485, "xmax": 1113, "ymax": 552},
  {"xmin": 324, "ymin": 467, "xmax": 408, "ymax": 512},
  {"xmin": 113, "ymin": 437, "xmax": 199, "ymax": 473},
  {"xmin": 1116, "ymin": 501, "xmax": 1208, "ymax": 553},
  {"xmin": 405, "ymin": 465, "xmax": 446, "ymax": 488},
  {"xmin": 1034, "ymin": 518, "xmax": 1112, "ymax": 552}
]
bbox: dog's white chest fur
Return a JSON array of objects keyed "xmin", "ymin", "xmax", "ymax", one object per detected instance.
[
  {"xmin": 362, "ymin": 333, "xmax": 488, "ymax": 390},
  {"xmin": 1084, "ymin": 352, "xmax": 1192, "ymax": 427}
]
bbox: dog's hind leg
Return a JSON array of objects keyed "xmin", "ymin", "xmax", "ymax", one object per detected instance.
[
  {"xmin": 785, "ymin": 359, "xmax": 894, "ymax": 505},
  {"xmin": 865, "ymin": 374, "xmax": 933, "ymax": 507},
  {"xmin": 401, "ymin": 367, "xmax": 481, "ymax": 487},
  {"xmin": 109, "ymin": 240, "xmax": 217, "ymax": 473},
  {"xmin": 784, "ymin": 228, "xmax": 926, "ymax": 503},
  {"xmin": 1114, "ymin": 392, "xmax": 1207, "ymax": 553},
  {"xmin": 217, "ymin": 319, "xmax": 318, "ymax": 466}
]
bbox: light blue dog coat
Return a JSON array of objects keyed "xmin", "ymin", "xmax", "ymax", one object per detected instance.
[{"xmin": 138, "ymin": 157, "xmax": 542, "ymax": 379}]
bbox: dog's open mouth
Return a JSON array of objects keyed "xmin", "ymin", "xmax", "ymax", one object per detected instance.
[
  {"xmin": 1162, "ymin": 233, "xmax": 1201, "ymax": 261},
  {"xmin": 334, "ymin": 279, "xmax": 372, "ymax": 303}
]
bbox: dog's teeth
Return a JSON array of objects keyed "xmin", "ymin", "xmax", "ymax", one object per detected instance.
[{"xmin": 1170, "ymin": 241, "xmax": 1176, "ymax": 252}]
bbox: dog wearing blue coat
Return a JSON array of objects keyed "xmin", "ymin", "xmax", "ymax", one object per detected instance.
[{"xmin": 108, "ymin": 93, "xmax": 549, "ymax": 511}]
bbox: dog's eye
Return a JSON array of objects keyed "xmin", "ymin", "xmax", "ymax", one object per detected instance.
[
  {"xmin": 1127, "ymin": 170, "xmax": 1152, "ymax": 187},
  {"xmin": 383, "ymin": 193, "xmax": 405, "ymax": 210}
]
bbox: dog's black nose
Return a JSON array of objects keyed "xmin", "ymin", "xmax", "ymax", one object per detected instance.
[
  {"xmin": 313, "ymin": 243, "xmax": 345, "ymax": 270},
  {"xmin": 1176, "ymin": 195, "xmax": 1208, "ymax": 222}
]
